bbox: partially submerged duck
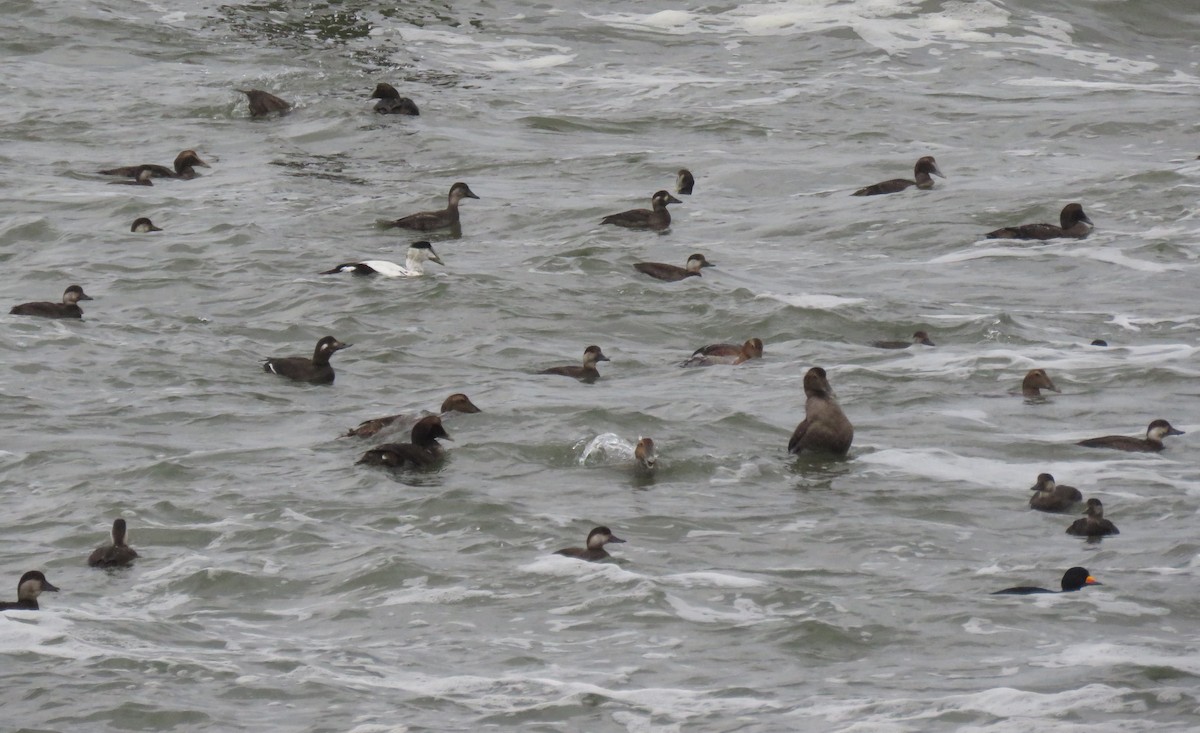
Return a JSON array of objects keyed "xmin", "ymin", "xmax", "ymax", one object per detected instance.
[
  {"xmin": 676, "ymin": 169, "xmax": 694, "ymax": 195},
  {"xmin": 1028, "ymin": 473, "xmax": 1083, "ymax": 512},
  {"xmin": 110, "ymin": 169, "xmax": 155, "ymax": 186},
  {"xmin": 99, "ymin": 149, "xmax": 210, "ymax": 180},
  {"xmin": 370, "ymin": 83, "xmax": 419, "ymax": 115},
  {"xmin": 554, "ymin": 526, "xmax": 626, "ymax": 562},
  {"xmin": 240, "ymin": 88, "xmax": 291, "ymax": 117},
  {"xmin": 342, "ymin": 393, "xmax": 481, "ymax": 439},
  {"xmin": 992, "ymin": 567, "xmax": 1100, "ymax": 595},
  {"xmin": 387, "ymin": 182, "xmax": 479, "ymax": 232},
  {"xmin": 357, "ymin": 415, "xmax": 450, "ymax": 469},
  {"xmin": 262, "ymin": 335, "xmax": 350, "ymax": 385},
  {"xmin": 1017, "ymin": 368, "xmax": 1059, "ymax": 398},
  {"xmin": 985, "ymin": 203, "xmax": 1093, "ymax": 240},
  {"xmin": 872, "ymin": 330, "xmax": 935, "ymax": 349},
  {"xmin": 10, "ymin": 285, "xmax": 92, "ymax": 319},
  {"xmin": 0, "ymin": 571, "xmax": 59, "ymax": 611},
  {"xmin": 852, "ymin": 156, "xmax": 944, "ymax": 196},
  {"xmin": 539, "ymin": 345, "xmax": 609, "ymax": 384},
  {"xmin": 788, "ymin": 366, "xmax": 854, "ymax": 456},
  {"xmin": 634, "ymin": 253, "xmax": 713, "ymax": 282},
  {"xmin": 601, "ymin": 190, "xmax": 680, "ymax": 231},
  {"xmin": 634, "ymin": 437, "xmax": 657, "ymax": 473},
  {"xmin": 684, "ymin": 338, "xmax": 763, "ymax": 367},
  {"xmin": 322, "ymin": 241, "xmax": 444, "ymax": 277},
  {"xmin": 88, "ymin": 518, "xmax": 139, "ymax": 568},
  {"xmin": 1066, "ymin": 498, "xmax": 1119, "ymax": 537},
  {"xmin": 131, "ymin": 217, "xmax": 162, "ymax": 233},
  {"xmin": 1077, "ymin": 419, "xmax": 1184, "ymax": 452}
]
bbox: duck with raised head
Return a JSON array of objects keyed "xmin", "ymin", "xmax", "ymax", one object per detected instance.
[
  {"xmin": 322, "ymin": 241, "xmax": 444, "ymax": 278},
  {"xmin": 1066, "ymin": 498, "xmax": 1119, "ymax": 537},
  {"xmin": 992, "ymin": 567, "xmax": 1100, "ymax": 595},
  {"xmin": 986, "ymin": 203, "xmax": 1093, "ymax": 240},
  {"xmin": 131, "ymin": 217, "xmax": 162, "ymax": 233},
  {"xmin": 99, "ymin": 149, "xmax": 210, "ymax": 180},
  {"xmin": 872, "ymin": 330, "xmax": 934, "ymax": 349},
  {"xmin": 555, "ymin": 526, "xmax": 626, "ymax": 562},
  {"xmin": 601, "ymin": 190, "xmax": 681, "ymax": 231},
  {"xmin": 1028, "ymin": 473, "xmax": 1083, "ymax": 512},
  {"xmin": 684, "ymin": 338, "xmax": 763, "ymax": 367},
  {"xmin": 387, "ymin": 182, "xmax": 479, "ymax": 232},
  {"xmin": 539, "ymin": 345, "xmax": 609, "ymax": 384},
  {"xmin": 240, "ymin": 88, "xmax": 290, "ymax": 117},
  {"xmin": 357, "ymin": 415, "xmax": 450, "ymax": 469},
  {"xmin": 634, "ymin": 437, "xmax": 657, "ymax": 473},
  {"xmin": 262, "ymin": 336, "xmax": 350, "ymax": 385},
  {"xmin": 88, "ymin": 518, "xmax": 139, "ymax": 568},
  {"xmin": 1077, "ymin": 419, "xmax": 1184, "ymax": 452},
  {"xmin": 342, "ymin": 393, "xmax": 481, "ymax": 439},
  {"xmin": 370, "ymin": 83, "xmax": 419, "ymax": 115},
  {"xmin": 852, "ymin": 156, "xmax": 944, "ymax": 196},
  {"xmin": 788, "ymin": 366, "xmax": 854, "ymax": 456},
  {"xmin": 676, "ymin": 169, "xmax": 694, "ymax": 195},
  {"xmin": 10, "ymin": 285, "xmax": 93, "ymax": 319},
  {"xmin": 634, "ymin": 253, "xmax": 713, "ymax": 282},
  {"xmin": 0, "ymin": 571, "xmax": 59, "ymax": 611},
  {"xmin": 1018, "ymin": 368, "xmax": 1059, "ymax": 399}
]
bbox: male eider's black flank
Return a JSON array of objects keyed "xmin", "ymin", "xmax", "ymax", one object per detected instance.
[
  {"xmin": 88, "ymin": 518, "xmax": 139, "ymax": 568},
  {"xmin": 99, "ymin": 149, "xmax": 210, "ymax": 180},
  {"xmin": 788, "ymin": 367, "xmax": 854, "ymax": 457},
  {"xmin": 634, "ymin": 253, "xmax": 713, "ymax": 282},
  {"xmin": 387, "ymin": 182, "xmax": 479, "ymax": 232},
  {"xmin": 11, "ymin": 285, "xmax": 92, "ymax": 319},
  {"xmin": 1066, "ymin": 498, "xmax": 1119, "ymax": 537},
  {"xmin": 1077, "ymin": 419, "xmax": 1184, "ymax": 452},
  {"xmin": 1028, "ymin": 473, "xmax": 1083, "ymax": 512},
  {"xmin": 0, "ymin": 570, "xmax": 59, "ymax": 611},
  {"xmin": 676, "ymin": 169, "xmax": 694, "ymax": 195},
  {"xmin": 357, "ymin": 415, "xmax": 450, "ymax": 469},
  {"xmin": 370, "ymin": 83, "xmax": 420, "ymax": 115},
  {"xmin": 343, "ymin": 393, "xmax": 481, "ymax": 439},
  {"xmin": 539, "ymin": 345, "xmax": 610, "ymax": 384},
  {"xmin": 262, "ymin": 335, "xmax": 350, "ymax": 385},
  {"xmin": 239, "ymin": 88, "xmax": 291, "ymax": 117},
  {"xmin": 986, "ymin": 203, "xmax": 1093, "ymax": 240},
  {"xmin": 872, "ymin": 330, "xmax": 935, "ymax": 349},
  {"xmin": 601, "ymin": 190, "xmax": 681, "ymax": 231},
  {"xmin": 852, "ymin": 156, "xmax": 944, "ymax": 196},
  {"xmin": 322, "ymin": 241, "xmax": 444, "ymax": 278},
  {"xmin": 555, "ymin": 526, "xmax": 626, "ymax": 562},
  {"xmin": 992, "ymin": 567, "xmax": 1100, "ymax": 595},
  {"xmin": 131, "ymin": 217, "xmax": 162, "ymax": 233}
]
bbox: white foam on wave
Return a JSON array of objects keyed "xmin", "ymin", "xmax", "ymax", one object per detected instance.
[
  {"xmin": 1039, "ymin": 642, "xmax": 1198, "ymax": 674},
  {"xmin": 660, "ymin": 571, "xmax": 767, "ymax": 589},
  {"xmin": 576, "ymin": 432, "xmax": 635, "ymax": 466},
  {"xmin": 756, "ymin": 292, "xmax": 866, "ymax": 309},
  {"xmin": 929, "ymin": 245, "xmax": 1178, "ymax": 273},
  {"xmin": 663, "ymin": 593, "xmax": 776, "ymax": 625}
]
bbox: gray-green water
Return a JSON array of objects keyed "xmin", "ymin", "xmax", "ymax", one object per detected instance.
[{"xmin": 4, "ymin": 1, "xmax": 1200, "ymax": 730}]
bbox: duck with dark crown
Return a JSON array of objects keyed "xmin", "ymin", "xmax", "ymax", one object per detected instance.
[
  {"xmin": 871, "ymin": 330, "xmax": 934, "ymax": 349},
  {"xmin": 1028, "ymin": 473, "xmax": 1083, "ymax": 512},
  {"xmin": 992, "ymin": 567, "xmax": 1100, "ymax": 595},
  {"xmin": 986, "ymin": 203, "xmax": 1093, "ymax": 240},
  {"xmin": 370, "ymin": 83, "xmax": 419, "ymax": 115},
  {"xmin": 0, "ymin": 571, "xmax": 59, "ymax": 611},
  {"xmin": 601, "ymin": 190, "xmax": 681, "ymax": 231},
  {"xmin": 539, "ymin": 345, "xmax": 610, "ymax": 384},
  {"xmin": 852, "ymin": 156, "xmax": 944, "ymax": 196},
  {"xmin": 634, "ymin": 253, "xmax": 713, "ymax": 282},
  {"xmin": 676, "ymin": 169, "xmax": 694, "ymax": 195},
  {"xmin": 262, "ymin": 336, "xmax": 350, "ymax": 385},
  {"xmin": 88, "ymin": 518, "xmax": 139, "ymax": 568},
  {"xmin": 322, "ymin": 241, "xmax": 444, "ymax": 278},
  {"xmin": 99, "ymin": 149, "xmax": 209, "ymax": 180},
  {"xmin": 342, "ymin": 393, "xmax": 481, "ymax": 439},
  {"xmin": 386, "ymin": 182, "xmax": 479, "ymax": 233},
  {"xmin": 239, "ymin": 88, "xmax": 290, "ymax": 117},
  {"xmin": 554, "ymin": 526, "xmax": 626, "ymax": 562},
  {"xmin": 1066, "ymin": 498, "xmax": 1119, "ymax": 538},
  {"xmin": 357, "ymin": 415, "xmax": 450, "ymax": 469},
  {"xmin": 1077, "ymin": 419, "xmax": 1184, "ymax": 452},
  {"xmin": 788, "ymin": 366, "xmax": 853, "ymax": 456},
  {"xmin": 11, "ymin": 285, "xmax": 93, "ymax": 319},
  {"xmin": 634, "ymin": 438, "xmax": 657, "ymax": 474},
  {"xmin": 131, "ymin": 217, "xmax": 162, "ymax": 233}
]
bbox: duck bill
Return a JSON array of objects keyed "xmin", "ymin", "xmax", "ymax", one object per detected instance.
[
  {"xmin": 1168, "ymin": 427, "xmax": 1185, "ymax": 436},
  {"xmin": 43, "ymin": 580, "xmax": 60, "ymax": 593},
  {"xmin": 428, "ymin": 250, "xmax": 445, "ymax": 266},
  {"xmin": 932, "ymin": 164, "xmax": 946, "ymax": 179},
  {"xmin": 608, "ymin": 535, "xmax": 627, "ymax": 544},
  {"xmin": 1085, "ymin": 577, "xmax": 1101, "ymax": 586},
  {"xmin": 666, "ymin": 194, "xmax": 682, "ymax": 204}
]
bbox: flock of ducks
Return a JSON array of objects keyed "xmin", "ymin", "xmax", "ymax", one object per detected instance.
[{"xmin": 0, "ymin": 85, "xmax": 1183, "ymax": 611}]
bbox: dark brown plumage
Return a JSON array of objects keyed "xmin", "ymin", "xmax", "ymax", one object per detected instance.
[
  {"xmin": 10, "ymin": 285, "xmax": 92, "ymax": 319},
  {"xmin": 370, "ymin": 83, "xmax": 419, "ymax": 115},
  {"xmin": 852, "ymin": 156, "xmax": 944, "ymax": 196},
  {"xmin": 0, "ymin": 571, "xmax": 59, "ymax": 611},
  {"xmin": 554, "ymin": 526, "xmax": 626, "ymax": 562},
  {"xmin": 1028, "ymin": 473, "xmax": 1083, "ymax": 512},
  {"xmin": 356, "ymin": 415, "xmax": 450, "ymax": 469},
  {"xmin": 388, "ymin": 182, "xmax": 479, "ymax": 232},
  {"xmin": 684, "ymin": 338, "xmax": 763, "ymax": 367},
  {"xmin": 1020, "ymin": 368, "xmax": 1059, "ymax": 398},
  {"xmin": 601, "ymin": 190, "xmax": 681, "ymax": 230},
  {"xmin": 634, "ymin": 253, "xmax": 713, "ymax": 282},
  {"xmin": 99, "ymin": 149, "xmax": 210, "ymax": 180},
  {"xmin": 1066, "ymin": 498, "xmax": 1119, "ymax": 537},
  {"xmin": 992, "ymin": 567, "xmax": 1100, "ymax": 595},
  {"xmin": 88, "ymin": 518, "xmax": 139, "ymax": 568},
  {"xmin": 262, "ymin": 336, "xmax": 350, "ymax": 385},
  {"xmin": 539, "ymin": 345, "xmax": 609, "ymax": 384},
  {"xmin": 986, "ymin": 203, "xmax": 1093, "ymax": 240},
  {"xmin": 1077, "ymin": 419, "xmax": 1184, "ymax": 452},
  {"xmin": 240, "ymin": 88, "xmax": 291, "ymax": 117},
  {"xmin": 131, "ymin": 217, "xmax": 162, "ymax": 232},
  {"xmin": 676, "ymin": 169, "xmax": 694, "ymax": 195},
  {"xmin": 342, "ymin": 393, "xmax": 481, "ymax": 439},
  {"xmin": 788, "ymin": 367, "xmax": 854, "ymax": 456},
  {"xmin": 872, "ymin": 330, "xmax": 934, "ymax": 349}
]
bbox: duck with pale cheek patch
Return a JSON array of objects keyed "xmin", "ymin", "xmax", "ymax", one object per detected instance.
[
  {"xmin": 634, "ymin": 253, "xmax": 713, "ymax": 282},
  {"xmin": 1077, "ymin": 419, "xmax": 1184, "ymax": 452},
  {"xmin": 322, "ymin": 241, "xmax": 444, "ymax": 278},
  {"xmin": 555, "ymin": 526, "xmax": 627, "ymax": 562},
  {"xmin": 539, "ymin": 345, "xmax": 610, "ymax": 384},
  {"xmin": 1028, "ymin": 473, "xmax": 1082, "ymax": 513},
  {"xmin": 602, "ymin": 190, "xmax": 681, "ymax": 231},
  {"xmin": 0, "ymin": 571, "xmax": 59, "ymax": 611},
  {"xmin": 11, "ymin": 285, "xmax": 93, "ymax": 319},
  {"xmin": 131, "ymin": 217, "xmax": 162, "ymax": 233}
]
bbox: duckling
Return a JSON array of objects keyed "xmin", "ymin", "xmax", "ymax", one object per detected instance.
[
  {"xmin": 986, "ymin": 203, "xmax": 1093, "ymax": 240},
  {"xmin": 852, "ymin": 156, "xmax": 944, "ymax": 196}
]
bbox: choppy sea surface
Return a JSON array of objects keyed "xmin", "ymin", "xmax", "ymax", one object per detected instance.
[{"xmin": 3, "ymin": 0, "xmax": 1200, "ymax": 730}]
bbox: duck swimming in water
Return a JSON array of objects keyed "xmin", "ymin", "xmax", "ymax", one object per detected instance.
[
  {"xmin": 1066, "ymin": 498, "xmax": 1119, "ymax": 538},
  {"xmin": 322, "ymin": 241, "xmax": 444, "ymax": 277},
  {"xmin": 110, "ymin": 169, "xmax": 155, "ymax": 186},
  {"xmin": 0, "ymin": 571, "xmax": 59, "ymax": 611},
  {"xmin": 539, "ymin": 345, "xmax": 609, "ymax": 384},
  {"xmin": 634, "ymin": 253, "xmax": 713, "ymax": 282},
  {"xmin": 852, "ymin": 156, "xmax": 944, "ymax": 196},
  {"xmin": 1028, "ymin": 473, "xmax": 1083, "ymax": 512},
  {"xmin": 99, "ymin": 149, "xmax": 210, "ymax": 180},
  {"xmin": 10, "ymin": 285, "xmax": 93, "ymax": 319},
  {"xmin": 554, "ymin": 526, "xmax": 626, "ymax": 562},
  {"xmin": 1018, "ymin": 368, "xmax": 1059, "ymax": 399},
  {"xmin": 871, "ymin": 331, "xmax": 934, "ymax": 349},
  {"xmin": 262, "ymin": 335, "xmax": 350, "ymax": 385},
  {"xmin": 356, "ymin": 415, "xmax": 450, "ymax": 469},
  {"xmin": 676, "ymin": 169, "xmax": 694, "ymax": 195},
  {"xmin": 88, "ymin": 518, "xmax": 139, "ymax": 568},
  {"xmin": 370, "ymin": 83, "xmax": 419, "ymax": 115},
  {"xmin": 986, "ymin": 203, "xmax": 1093, "ymax": 240},
  {"xmin": 131, "ymin": 217, "xmax": 162, "ymax": 233},
  {"xmin": 992, "ymin": 567, "xmax": 1100, "ymax": 595},
  {"xmin": 239, "ymin": 88, "xmax": 291, "ymax": 117},
  {"xmin": 634, "ymin": 437, "xmax": 657, "ymax": 473},
  {"xmin": 387, "ymin": 182, "xmax": 479, "ymax": 232},
  {"xmin": 601, "ymin": 190, "xmax": 681, "ymax": 231},
  {"xmin": 788, "ymin": 366, "xmax": 854, "ymax": 457},
  {"xmin": 342, "ymin": 393, "xmax": 481, "ymax": 439},
  {"xmin": 684, "ymin": 338, "xmax": 763, "ymax": 367},
  {"xmin": 1077, "ymin": 419, "xmax": 1184, "ymax": 452}
]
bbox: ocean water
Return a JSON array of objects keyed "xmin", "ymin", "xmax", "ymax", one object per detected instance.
[{"xmin": 3, "ymin": 0, "xmax": 1200, "ymax": 730}]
